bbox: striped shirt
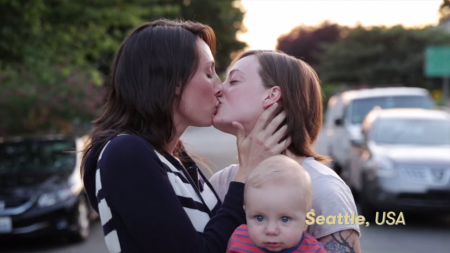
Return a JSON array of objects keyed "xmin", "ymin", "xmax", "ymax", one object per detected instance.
[
  {"xmin": 227, "ymin": 225, "xmax": 326, "ymax": 253},
  {"xmin": 83, "ymin": 134, "xmax": 246, "ymax": 252}
]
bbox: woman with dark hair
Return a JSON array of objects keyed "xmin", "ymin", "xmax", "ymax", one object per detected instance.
[
  {"xmin": 81, "ymin": 21, "xmax": 290, "ymax": 253},
  {"xmin": 210, "ymin": 50, "xmax": 362, "ymax": 253}
]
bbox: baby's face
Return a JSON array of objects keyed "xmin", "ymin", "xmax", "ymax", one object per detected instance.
[{"xmin": 245, "ymin": 184, "xmax": 308, "ymax": 252}]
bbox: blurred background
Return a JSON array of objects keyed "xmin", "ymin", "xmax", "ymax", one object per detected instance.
[{"xmin": 1, "ymin": 0, "xmax": 450, "ymax": 252}]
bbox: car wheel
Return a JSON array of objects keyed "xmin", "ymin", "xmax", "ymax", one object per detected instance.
[
  {"xmin": 360, "ymin": 176, "xmax": 376, "ymax": 222},
  {"xmin": 69, "ymin": 195, "xmax": 90, "ymax": 242}
]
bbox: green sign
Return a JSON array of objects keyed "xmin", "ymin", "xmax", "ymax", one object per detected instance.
[{"xmin": 425, "ymin": 46, "xmax": 450, "ymax": 77}]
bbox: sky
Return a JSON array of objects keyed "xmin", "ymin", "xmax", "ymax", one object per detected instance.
[{"xmin": 236, "ymin": 0, "xmax": 443, "ymax": 50}]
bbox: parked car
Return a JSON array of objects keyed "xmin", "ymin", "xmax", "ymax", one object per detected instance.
[
  {"xmin": 324, "ymin": 87, "xmax": 436, "ymax": 175},
  {"xmin": 348, "ymin": 108, "xmax": 450, "ymax": 218},
  {"xmin": 0, "ymin": 135, "xmax": 96, "ymax": 241}
]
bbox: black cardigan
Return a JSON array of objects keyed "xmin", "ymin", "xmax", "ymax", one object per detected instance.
[{"xmin": 83, "ymin": 134, "xmax": 246, "ymax": 252}]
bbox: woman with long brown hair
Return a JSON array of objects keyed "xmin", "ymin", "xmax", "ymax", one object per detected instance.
[
  {"xmin": 210, "ymin": 50, "xmax": 362, "ymax": 253},
  {"xmin": 81, "ymin": 21, "xmax": 289, "ymax": 252}
]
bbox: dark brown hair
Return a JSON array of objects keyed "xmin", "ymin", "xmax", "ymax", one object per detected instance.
[
  {"xmin": 81, "ymin": 19, "xmax": 216, "ymax": 175},
  {"xmin": 233, "ymin": 50, "xmax": 329, "ymax": 163}
]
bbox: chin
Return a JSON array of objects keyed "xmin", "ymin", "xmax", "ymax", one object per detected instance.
[{"xmin": 191, "ymin": 117, "xmax": 214, "ymax": 127}]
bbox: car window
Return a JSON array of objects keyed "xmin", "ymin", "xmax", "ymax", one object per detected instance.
[
  {"xmin": 350, "ymin": 96, "xmax": 434, "ymax": 124},
  {"xmin": 0, "ymin": 140, "xmax": 76, "ymax": 174},
  {"xmin": 374, "ymin": 119, "xmax": 450, "ymax": 145}
]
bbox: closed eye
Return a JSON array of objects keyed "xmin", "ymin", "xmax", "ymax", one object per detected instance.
[{"xmin": 230, "ymin": 80, "xmax": 238, "ymax": 84}]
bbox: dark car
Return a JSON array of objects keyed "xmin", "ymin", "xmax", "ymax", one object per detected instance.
[
  {"xmin": 0, "ymin": 135, "xmax": 96, "ymax": 241},
  {"xmin": 347, "ymin": 108, "xmax": 450, "ymax": 219}
]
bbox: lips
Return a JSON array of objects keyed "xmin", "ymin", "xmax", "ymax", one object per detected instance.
[{"xmin": 264, "ymin": 242, "xmax": 282, "ymax": 248}]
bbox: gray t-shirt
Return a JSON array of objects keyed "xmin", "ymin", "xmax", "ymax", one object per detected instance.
[{"xmin": 208, "ymin": 157, "xmax": 360, "ymax": 239}]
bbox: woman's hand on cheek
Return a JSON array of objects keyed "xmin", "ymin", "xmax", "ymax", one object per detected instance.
[{"xmin": 232, "ymin": 102, "xmax": 292, "ymax": 183}]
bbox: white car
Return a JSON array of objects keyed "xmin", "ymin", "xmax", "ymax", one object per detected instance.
[
  {"xmin": 348, "ymin": 108, "xmax": 450, "ymax": 218},
  {"xmin": 323, "ymin": 87, "xmax": 436, "ymax": 177}
]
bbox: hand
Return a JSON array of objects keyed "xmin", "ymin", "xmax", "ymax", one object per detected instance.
[{"xmin": 232, "ymin": 102, "xmax": 292, "ymax": 183}]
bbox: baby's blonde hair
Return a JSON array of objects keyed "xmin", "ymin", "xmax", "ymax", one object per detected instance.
[{"xmin": 244, "ymin": 155, "xmax": 312, "ymax": 212}]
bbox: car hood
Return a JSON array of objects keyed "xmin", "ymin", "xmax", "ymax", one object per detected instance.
[
  {"xmin": 371, "ymin": 144, "xmax": 450, "ymax": 165},
  {"xmin": 0, "ymin": 171, "xmax": 72, "ymax": 198}
]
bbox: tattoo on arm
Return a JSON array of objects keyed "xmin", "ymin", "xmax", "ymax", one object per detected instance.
[{"xmin": 324, "ymin": 230, "xmax": 356, "ymax": 253}]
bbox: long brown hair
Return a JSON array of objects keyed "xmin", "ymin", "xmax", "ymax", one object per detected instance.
[
  {"xmin": 81, "ymin": 19, "xmax": 216, "ymax": 176},
  {"xmin": 234, "ymin": 50, "xmax": 329, "ymax": 163}
]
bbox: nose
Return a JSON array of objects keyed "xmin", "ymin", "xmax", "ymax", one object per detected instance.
[
  {"xmin": 214, "ymin": 80, "xmax": 223, "ymax": 97},
  {"xmin": 264, "ymin": 221, "xmax": 280, "ymax": 236}
]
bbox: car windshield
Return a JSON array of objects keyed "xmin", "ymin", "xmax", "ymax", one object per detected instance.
[
  {"xmin": 374, "ymin": 119, "xmax": 450, "ymax": 145},
  {"xmin": 0, "ymin": 139, "xmax": 76, "ymax": 174},
  {"xmin": 350, "ymin": 96, "xmax": 434, "ymax": 124}
]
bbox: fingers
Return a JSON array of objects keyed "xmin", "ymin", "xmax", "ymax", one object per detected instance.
[
  {"xmin": 264, "ymin": 110, "xmax": 287, "ymax": 137},
  {"xmin": 252, "ymin": 102, "xmax": 279, "ymax": 133},
  {"xmin": 232, "ymin": 121, "xmax": 246, "ymax": 145},
  {"xmin": 271, "ymin": 136, "xmax": 292, "ymax": 155},
  {"xmin": 266, "ymin": 124, "xmax": 288, "ymax": 147}
]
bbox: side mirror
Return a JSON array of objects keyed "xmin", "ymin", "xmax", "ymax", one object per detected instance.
[
  {"xmin": 351, "ymin": 138, "xmax": 364, "ymax": 147},
  {"xmin": 334, "ymin": 118, "xmax": 343, "ymax": 126}
]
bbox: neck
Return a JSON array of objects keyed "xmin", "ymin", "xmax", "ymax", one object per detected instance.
[
  {"xmin": 166, "ymin": 124, "xmax": 187, "ymax": 155},
  {"xmin": 167, "ymin": 111, "xmax": 189, "ymax": 155}
]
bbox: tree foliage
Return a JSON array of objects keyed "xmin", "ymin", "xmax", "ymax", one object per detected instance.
[
  {"xmin": 0, "ymin": 0, "xmax": 246, "ymax": 136},
  {"xmin": 315, "ymin": 25, "xmax": 450, "ymax": 87},
  {"xmin": 440, "ymin": 0, "xmax": 450, "ymax": 23},
  {"xmin": 276, "ymin": 22, "xmax": 341, "ymax": 66},
  {"xmin": 179, "ymin": 0, "xmax": 247, "ymax": 71}
]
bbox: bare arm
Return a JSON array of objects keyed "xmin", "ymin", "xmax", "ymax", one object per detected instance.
[{"xmin": 319, "ymin": 229, "xmax": 361, "ymax": 253}]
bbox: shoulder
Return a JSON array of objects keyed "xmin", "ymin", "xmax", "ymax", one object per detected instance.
[
  {"xmin": 301, "ymin": 158, "xmax": 351, "ymax": 197},
  {"xmin": 103, "ymin": 134, "xmax": 153, "ymax": 151},
  {"xmin": 210, "ymin": 164, "xmax": 239, "ymax": 184},
  {"xmin": 99, "ymin": 134, "xmax": 157, "ymax": 161},
  {"xmin": 230, "ymin": 224, "xmax": 249, "ymax": 239},
  {"xmin": 302, "ymin": 159, "xmax": 360, "ymax": 239},
  {"xmin": 209, "ymin": 164, "xmax": 239, "ymax": 201},
  {"xmin": 301, "ymin": 158, "xmax": 342, "ymax": 180},
  {"xmin": 300, "ymin": 232, "xmax": 324, "ymax": 250},
  {"xmin": 97, "ymin": 134, "xmax": 165, "ymax": 179}
]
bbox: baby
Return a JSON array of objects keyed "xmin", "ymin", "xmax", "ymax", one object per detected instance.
[{"xmin": 227, "ymin": 155, "xmax": 325, "ymax": 253}]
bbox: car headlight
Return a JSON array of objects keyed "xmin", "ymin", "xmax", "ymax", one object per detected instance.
[
  {"xmin": 366, "ymin": 157, "xmax": 397, "ymax": 178},
  {"xmin": 38, "ymin": 187, "xmax": 77, "ymax": 208}
]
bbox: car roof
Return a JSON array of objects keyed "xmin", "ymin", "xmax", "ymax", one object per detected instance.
[
  {"xmin": 372, "ymin": 108, "xmax": 450, "ymax": 121},
  {"xmin": 339, "ymin": 87, "xmax": 429, "ymax": 102},
  {"xmin": 361, "ymin": 108, "xmax": 450, "ymax": 133}
]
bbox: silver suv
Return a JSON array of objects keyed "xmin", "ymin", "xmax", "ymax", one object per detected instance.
[{"xmin": 323, "ymin": 87, "xmax": 436, "ymax": 176}]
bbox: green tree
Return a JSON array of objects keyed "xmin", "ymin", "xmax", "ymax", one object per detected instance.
[
  {"xmin": 440, "ymin": 0, "xmax": 450, "ymax": 23},
  {"xmin": 0, "ymin": 0, "xmax": 246, "ymax": 136},
  {"xmin": 0, "ymin": 0, "xmax": 179, "ymax": 70},
  {"xmin": 316, "ymin": 25, "xmax": 450, "ymax": 87},
  {"xmin": 179, "ymin": 0, "xmax": 247, "ymax": 71},
  {"xmin": 0, "ymin": 0, "xmax": 179, "ymax": 135},
  {"xmin": 276, "ymin": 22, "xmax": 342, "ymax": 66}
]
